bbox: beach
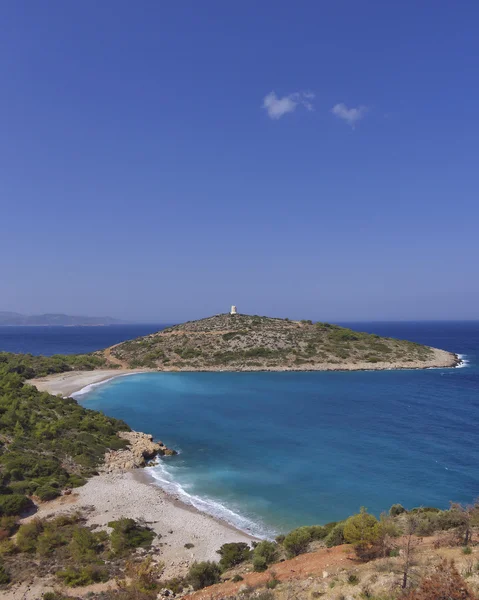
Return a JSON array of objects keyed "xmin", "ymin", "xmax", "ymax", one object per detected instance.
[
  {"xmin": 23, "ymin": 371, "xmax": 256, "ymax": 579},
  {"xmin": 28, "ymin": 469, "xmax": 255, "ymax": 578},
  {"xmin": 28, "ymin": 368, "xmax": 144, "ymax": 397}
]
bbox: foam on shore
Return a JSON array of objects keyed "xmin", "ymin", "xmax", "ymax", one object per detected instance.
[
  {"xmin": 71, "ymin": 373, "xmax": 137, "ymax": 398},
  {"xmin": 456, "ymin": 354, "xmax": 469, "ymax": 369},
  {"xmin": 147, "ymin": 459, "xmax": 275, "ymax": 540}
]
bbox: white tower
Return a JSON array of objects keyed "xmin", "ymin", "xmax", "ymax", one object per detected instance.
[{"xmin": 230, "ymin": 305, "xmax": 237, "ymax": 315}]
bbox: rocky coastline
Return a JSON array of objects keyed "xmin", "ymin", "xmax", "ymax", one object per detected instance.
[{"xmin": 103, "ymin": 430, "xmax": 177, "ymax": 473}]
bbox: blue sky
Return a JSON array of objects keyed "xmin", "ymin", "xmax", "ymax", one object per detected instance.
[{"xmin": 1, "ymin": 1, "xmax": 478, "ymax": 322}]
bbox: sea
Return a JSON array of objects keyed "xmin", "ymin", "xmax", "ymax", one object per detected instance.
[{"xmin": 1, "ymin": 321, "xmax": 478, "ymax": 538}]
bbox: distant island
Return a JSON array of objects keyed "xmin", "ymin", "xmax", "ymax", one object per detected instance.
[
  {"xmin": 102, "ymin": 312, "xmax": 459, "ymax": 371},
  {"xmin": 0, "ymin": 311, "xmax": 124, "ymax": 326}
]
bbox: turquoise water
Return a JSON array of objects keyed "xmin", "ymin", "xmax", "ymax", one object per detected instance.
[{"xmin": 77, "ymin": 322, "xmax": 479, "ymax": 537}]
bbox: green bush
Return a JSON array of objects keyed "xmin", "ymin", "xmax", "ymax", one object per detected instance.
[
  {"xmin": 36, "ymin": 485, "xmax": 61, "ymax": 502},
  {"xmin": 217, "ymin": 542, "xmax": 251, "ymax": 571},
  {"xmin": 0, "ymin": 494, "xmax": 31, "ymax": 517},
  {"xmin": 252, "ymin": 540, "xmax": 279, "ymax": 571},
  {"xmin": 232, "ymin": 574, "xmax": 244, "ymax": 582},
  {"xmin": 56, "ymin": 565, "xmax": 109, "ymax": 587},
  {"xmin": 16, "ymin": 518, "xmax": 44, "ymax": 552},
  {"xmin": 108, "ymin": 518, "xmax": 155, "ymax": 555},
  {"xmin": 253, "ymin": 555, "xmax": 268, "ymax": 572},
  {"xmin": 187, "ymin": 561, "xmax": 221, "ymax": 590},
  {"xmin": 283, "ymin": 527, "xmax": 312, "ymax": 557},
  {"xmin": 69, "ymin": 526, "xmax": 106, "ymax": 562},
  {"xmin": 343, "ymin": 508, "xmax": 380, "ymax": 546},
  {"xmin": 36, "ymin": 529, "xmax": 67, "ymax": 556},
  {"xmin": 324, "ymin": 522, "xmax": 345, "ymax": 547}
]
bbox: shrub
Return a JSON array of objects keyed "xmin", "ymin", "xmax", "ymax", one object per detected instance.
[
  {"xmin": 0, "ymin": 494, "xmax": 31, "ymax": 517},
  {"xmin": 0, "ymin": 516, "xmax": 17, "ymax": 538},
  {"xmin": 108, "ymin": 518, "xmax": 155, "ymax": 555},
  {"xmin": 161, "ymin": 576, "xmax": 186, "ymax": 595},
  {"xmin": 69, "ymin": 526, "xmax": 106, "ymax": 562},
  {"xmin": 347, "ymin": 573, "xmax": 360, "ymax": 585},
  {"xmin": 389, "ymin": 504, "xmax": 406, "ymax": 517},
  {"xmin": 36, "ymin": 529, "xmax": 66, "ymax": 556},
  {"xmin": 184, "ymin": 542, "xmax": 195, "ymax": 549},
  {"xmin": 0, "ymin": 562, "xmax": 10, "ymax": 584},
  {"xmin": 255, "ymin": 592, "xmax": 274, "ymax": 600},
  {"xmin": 36, "ymin": 485, "xmax": 61, "ymax": 502},
  {"xmin": 232, "ymin": 574, "xmax": 244, "ymax": 582},
  {"xmin": 253, "ymin": 540, "xmax": 279, "ymax": 570},
  {"xmin": 343, "ymin": 508, "xmax": 380, "ymax": 546},
  {"xmin": 266, "ymin": 577, "xmax": 280, "ymax": 589},
  {"xmin": 253, "ymin": 555, "xmax": 268, "ymax": 572},
  {"xmin": 187, "ymin": 561, "xmax": 221, "ymax": 590},
  {"xmin": 16, "ymin": 518, "xmax": 44, "ymax": 552},
  {"xmin": 56, "ymin": 565, "xmax": 109, "ymax": 587},
  {"xmin": 403, "ymin": 559, "xmax": 475, "ymax": 600},
  {"xmin": 437, "ymin": 509, "xmax": 468, "ymax": 530},
  {"xmin": 325, "ymin": 522, "xmax": 345, "ymax": 547},
  {"xmin": 283, "ymin": 527, "xmax": 312, "ymax": 557},
  {"xmin": 0, "ymin": 540, "xmax": 16, "ymax": 556},
  {"xmin": 217, "ymin": 542, "xmax": 251, "ymax": 571},
  {"xmin": 463, "ymin": 546, "xmax": 473, "ymax": 555}
]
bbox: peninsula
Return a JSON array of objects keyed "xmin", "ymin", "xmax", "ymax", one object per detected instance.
[{"xmin": 100, "ymin": 313, "xmax": 458, "ymax": 372}]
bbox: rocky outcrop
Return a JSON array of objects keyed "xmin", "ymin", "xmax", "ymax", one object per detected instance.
[{"xmin": 103, "ymin": 431, "xmax": 176, "ymax": 473}]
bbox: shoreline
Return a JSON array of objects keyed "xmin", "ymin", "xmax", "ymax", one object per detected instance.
[
  {"xmin": 25, "ymin": 469, "xmax": 256, "ymax": 580},
  {"xmin": 23, "ymin": 351, "xmax": 465, "ymax": 571},
  {"xmin": 28, "ymin": 368, "xmax": 151, "ymax": 397},
  {"xmin": 135, "ymin": 467, "xmax": 265, "ymax": 539},
  {"xmin": 27, "ymin": 350, "xmax": 462, "ymax": 399}
]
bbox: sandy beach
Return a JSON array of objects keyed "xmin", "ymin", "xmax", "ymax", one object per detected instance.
[
  {"xmin": 18, "ymin": 369, "xmax": 256, "ymax": 593},
  {"xmin": 5, "ymin": 469, "xmax": 255, "ymax": 600},
  {"xmin": 28, "ymin": 368, "xmax": 144, "ymax": 397},
  {"xmin": 28, "ymin": 469, "xmax": 255, "ymax": 578}
]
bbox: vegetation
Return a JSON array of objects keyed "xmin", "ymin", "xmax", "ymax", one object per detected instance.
[
  {"xmin": 343, "ymin": 506, "xmax": 382, "ymax": 559},
  {"xmin": 107, "ymin": 313, "xmax": 444, "ymax": 371},
  {"xmin": 0, "ymin": 336, "xmax": 469, "ymax": 598},
  {"xmin": 0, "ymin": 350, "xmax": 108, "ymax": 379},
  {"xmin": 108, "ymin": 518, "xmax": 155, "ymax": 555},
  {"xmin": 252, "ymin": 540, "xmax": 280, "ymax": 572},
  {"xmin": 283, "ymin": 526, "xmax": 315, "ymax": 557},
  {"xmin": 0, "ymin": 355, "xmax": 129, "ymax": 516},
  {"xmin": 1, "ymin": 512, "xmax": 156, "ymax": 589},
  {"xmin": 187, "ymin": 560, "xmax": 222, "ymax": 590},
  {"xmin": 216, "ymin": 542, "xmax": 251, "ymax": 571},
  {"xmin": 403, "ymin": 559, "xmax": 476, "ymax": 600}
]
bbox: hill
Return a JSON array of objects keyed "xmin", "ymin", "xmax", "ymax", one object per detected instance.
[
  {"xmin": 0, "ymin": 312, "xmax": 123, "ymax": 326},
  {"xmin": 104, "ymin": 313, "xmax": 458, "ymax": 371}
]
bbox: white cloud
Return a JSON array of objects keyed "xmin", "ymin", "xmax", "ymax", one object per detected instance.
[
  {"xmin": 263, "ymin": 91, "xmax": 315, "ymax": 120},
  {"xmin": 331, "ymin": 103, "xmax": 367, "ymax": 128}
]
